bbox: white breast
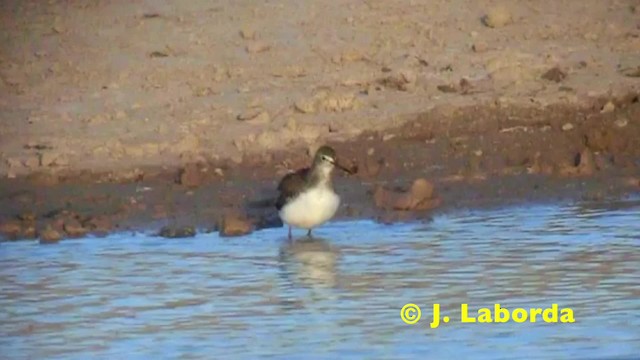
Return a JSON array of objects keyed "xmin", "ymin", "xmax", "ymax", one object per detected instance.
[{"xmin": 279, "ymin": 186, "xmax": 340, "ymax": 230}]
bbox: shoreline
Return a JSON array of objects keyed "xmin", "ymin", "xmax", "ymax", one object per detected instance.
[{"xmin": 2, "ymin": 100, "xmax": 639, "ymax": 242}]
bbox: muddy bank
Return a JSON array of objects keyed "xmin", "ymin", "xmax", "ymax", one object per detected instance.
[{"xmin": 1, "ymin": 99, "xmax": 639, "ymax": 242}]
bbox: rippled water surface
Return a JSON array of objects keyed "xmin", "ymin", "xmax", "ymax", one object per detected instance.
[{"xmin": 2, "ymin": 200, "xmax": 640, "ymax": 359}]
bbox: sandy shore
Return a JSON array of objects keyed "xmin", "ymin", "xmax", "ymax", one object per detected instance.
[{"xmin": 1, "ymin": 0, "xmax": 639, "ymax": 241}]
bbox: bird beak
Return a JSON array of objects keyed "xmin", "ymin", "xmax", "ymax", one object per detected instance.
[{"xmin": 332, "ymin": 159, "xmax": 355, "ymax": 174}]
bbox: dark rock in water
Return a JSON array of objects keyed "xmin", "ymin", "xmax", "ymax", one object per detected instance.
[
  {"xmin": 158, "ymin": 226, "xmax": 197, "ymax": 238},
  {"xmin": 63, "ymin": 218, "xmax": 89, "ymax": 238},
  {"xmin": 219, "ymin": 214, "xmax": 254, "ymax": 237},
  {"xmin": 83, "ymin": 215, "xmax": 112, "ymax": 236},
  {"xmin": 374, "ymin": 178, "xmax": 441, "ymax": 211},
  {"xmin": 40, "ymin": 226, "xmax": 62, "ymax": 244}
]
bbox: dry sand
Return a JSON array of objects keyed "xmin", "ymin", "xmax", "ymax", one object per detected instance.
[{"xmin": 1, "ymin": 0, "xmax": 639, "ymax": 175}]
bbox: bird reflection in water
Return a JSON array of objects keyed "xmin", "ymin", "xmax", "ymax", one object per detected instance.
[{"xmin": 278, "ymin": 237, "xmax": 340, "ymax": 289}]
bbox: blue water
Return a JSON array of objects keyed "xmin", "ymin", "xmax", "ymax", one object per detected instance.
[{"xmin": 1, "ymin": 200, "xmax": 639, "ymax": 359}]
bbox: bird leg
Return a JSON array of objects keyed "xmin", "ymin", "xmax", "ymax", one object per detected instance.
[
  {"xmin": 307, "ymin": 229, "xmax": 312, "ymax": 238},
  {"xmin": 288, "ymin": 226, "xmax": 292, "ymax": 240}
]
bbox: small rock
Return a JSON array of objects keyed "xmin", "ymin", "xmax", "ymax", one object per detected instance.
[
  {"xmin": 237, "ymin": 110, "xmax": 271, "ymax": 124},
  {"xmin": 294, "ymin": 99, "xmax": 317, "ymax": 114},
  {"xmin": 379, "ymin": 71, "xmax": 415, "ymax": 92},
  {"xmin": 0, "ymin": 220, "xmax": 22, "ymax": 240},
  {"xmin": 63, "ymin": 218, "xmax": 88, "ymax": 238},
  {"xmin": 193, "ymin": 86, "xmax": 217, "ymax": 97},
  {"xmin": 246, "ymin": 42, "xmax": 270, "ymax": 54},
  {"xmin": 399, "ymin": 70, "xmax": 416, "ymax": 84},
  {"xmin": 158, "ymin": 226, "xmax": 196, "ymax": 238},
  {"xmin": 393, "ymin": 179, "xmax": 437, "ymax": 210},
  {"xmin": 561, "ymin": 123, "xmax": 574, "ymax": 131},
  {"xmin": 178, "ymin": 163, "xmax": 204, "ymax": 188},
  {"xmin": 239, "ymin": 28, "xmax": 256, "ymax": 40},
  {"xmin": 614, "ymin": 118, "xmax": 628, "ymax": 128},
  {"xmin": 541, "ymin": 67, "xmax": 567, "ymax": 82},
  {"xmin": 40, "ymin": 226, "xmax": 62, "ymax": 244},
  {"xmin": 600, "ymin": 101, "xmax": 615, "ymax": 114},
  {"xmin": 219, "ymin": 214, "xmax": 254, "ymax": 237},
  {"xmin": 437, "ymin": 84, "xmax": 458, "ymax": 93},
  {"xmin": 482, "ymin": 7, "xmax": 512, "ymax": 28},
  {"xmin": 149, "ymin": 50, "xmax": 170, "ymax": 58},
  {"xmin": 84, "ymin": 215, "xmax": 112, "ymax": 236},
  {"xmin": 472, "ymin": 41, "xmax": 488, "ymax": 53},
  {"xmin": 374, "ymin": 178, "xmax": 440, "ymax": 211},
  {"xmin": 621, "ymin": 66, "xmax": 640, "ymax": 78},
  {"xmin": 52, "ymin": 24, "xmax": 65, "ymax": 34}
]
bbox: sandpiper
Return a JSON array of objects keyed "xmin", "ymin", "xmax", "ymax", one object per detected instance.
[{"xmin": 276, "ymin": 146, "xmax": 353, "ymax": 239}]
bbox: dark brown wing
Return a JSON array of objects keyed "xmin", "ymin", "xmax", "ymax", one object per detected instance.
[{"xmin": 275, "ymin": 168, "xmax": 310, "ymax": 210}]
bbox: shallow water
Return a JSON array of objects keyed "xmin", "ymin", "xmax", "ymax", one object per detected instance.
[{"xmin": 1, "ymin": 200, "xmax": 640, "ymax": 359}]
